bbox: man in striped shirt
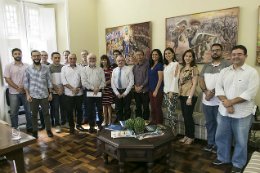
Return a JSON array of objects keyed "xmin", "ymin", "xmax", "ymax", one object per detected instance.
[
  {"xmin": 213, "ymin": 45, "xmax": 259, "ymax": 173},
  {"xmin": 24, "ymin": 50, "xmax": 54, "ymax": 139}
]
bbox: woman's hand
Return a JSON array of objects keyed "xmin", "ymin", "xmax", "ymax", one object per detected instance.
[
  {"xmin": 153, "ymin": 90, "xmax": 158, "ymax": 97},
  {"xmin": 186, "ymin": 98, "xmax": 192, "ymax": 105},
  {"xmin": 168, "ymin": 92, "xmax": 173, "ymax": 99}
]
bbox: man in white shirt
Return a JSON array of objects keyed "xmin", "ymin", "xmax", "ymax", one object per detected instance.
[
  {"xmin": 81, "ymin": 53, "xmax": 106, "ymax": 133},
  {"xmin": 199, "ymin": 43, "xmax": 231, "ymax": 153},
  {"xmin": 61, "ymin": 54, "xmax": 85, "ymax": 133},
  {"xmin": 213, "ymin": 45, "xmax": 259, "ymax": 173},
  {"xmin": 111, "ymin": 55, "xmax": 134, "ymax": 121}
]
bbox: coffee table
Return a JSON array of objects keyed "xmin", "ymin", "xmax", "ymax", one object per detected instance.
[{"xmin": 98, "ymin": 126, "xmax": 175, "ymax": 173}]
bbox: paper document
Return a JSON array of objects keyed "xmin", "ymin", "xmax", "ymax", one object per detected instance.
[{"xmin": 86, "ymin": 92, "xmax": 102, "ymax": 97}]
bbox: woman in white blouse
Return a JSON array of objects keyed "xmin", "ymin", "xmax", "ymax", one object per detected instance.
[{"xmin": 163, "ymin": 47, "xmax": 180, "ymax": 136}]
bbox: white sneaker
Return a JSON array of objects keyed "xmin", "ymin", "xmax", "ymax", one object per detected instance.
[
  {"xmin": 55, "ymin": 126, "xmax": 62, "ymax": 133},
  {"xmin": 62, "ymin": 123, "xmax": 70, "ymax": 129},
  {"xmin": 101, "ymin": 121, "xmax": 106, "ymax": 126}
]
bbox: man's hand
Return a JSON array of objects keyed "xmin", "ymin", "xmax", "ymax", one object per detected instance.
[
  {"xmin": 227, "ymin": 106, "xmax": 235, "ymax": 114},
  {"xmin": 48, "ymin": 93, "xmax": 52, "ymax": 101},
  {"xmin": 27, "ymin": 95, "xmax": 32, "ymax": 102},
  {"xmin": 122, "ymin": 94, "xmax": 126, "ymax": 98},
  {"xmin": 57, "ymin": 87, "xmax": 64, "ymax": 96},
  {"xmin": 71, "ymin": 88, "xmax": 79, "ymax": 95},
  {"xmin": 222, "ymin": 99, "xmax": 233, "ymax": 108},
  {"xmin": 135, "ymin": 86, "xmax": 142, "ymax": 93},
  {"xmin": 17, "ymin": 86, "xmax": 25, "ymax": 94},
  {"xmin": 93, "ymin": 87, "xmax": 99, "ymax": 95},
  {"xmin": 117, "ymin": 94, "xmax": 122, "ymax": 99},
  {"xmin": 205, "ymin": 90, "xmax": 214, "ymax": 101}
]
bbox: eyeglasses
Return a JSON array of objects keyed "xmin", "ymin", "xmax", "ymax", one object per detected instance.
[
  {"xmin": 232, "ymin": 53, "xmax": 244, "ymax": 57},
  {"xmin": 32, "ymin": 55, "xmax": 40, "ymax": 58},
  {"xmin": 211, "ymin": 49, "xmax": 221, "ymax": 53},
  {"xmin": 117, "ymin": 60, "xmax": 125, "ymax": 62}
]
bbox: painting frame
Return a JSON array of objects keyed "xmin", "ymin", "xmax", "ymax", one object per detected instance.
[
  {"xmin": 105, "ymin": 21, "xmax": 152, "ymax": 65},
  {"xmin": 256, "ymin": 6, "xmax": 260, "ymax": 66},
  {"xmin": 165, "ymin": 7, "xmax": 239, "ymax": 64}
]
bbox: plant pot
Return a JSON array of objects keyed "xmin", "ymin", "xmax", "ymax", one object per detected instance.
[{"xmin": 248, "ymin": 140, "xmax": 260, "ymax": 148}]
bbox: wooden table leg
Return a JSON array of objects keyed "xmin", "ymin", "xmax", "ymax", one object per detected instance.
[
  {"xmin": 103, "ymin": 152, "xmax": 108, "ymax": 164},
  {"xmin": 119, "ymin": 161, "xmax": 125, "ymax": 173},
  {"xmin": 147, "ymin": 162, "xmax": 154, "ymax": 173},
  {"xmin": 5, "ymin": 148, "xmax": 25, "ymax": 173}
]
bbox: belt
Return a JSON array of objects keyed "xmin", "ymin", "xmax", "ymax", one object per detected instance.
[{"xmin": 117, "ymin": 88, "xmax": 126, "ymax": 92}]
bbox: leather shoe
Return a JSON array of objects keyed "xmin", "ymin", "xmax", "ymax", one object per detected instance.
[
  {"xmin": 27, "ymin": 128, "xmax": 33, "ymax": 133},
  {"xmin": 38, "ymin": 125, "xmax": 45, "ymax": 130},
  {"xmin": 47, "ymin": 130, "xmax": 53, "ymax": 137},
  {"xmin": 76, "ymin": 126, "xmax": 85, "ymax": 131},
  {"xmin": 33, "ymin": 131, "xmax": 38, "ymax": 139},
  {"xmin": 70, "ymin": 127, "xmax": 75, "ymax": 133},
  {"xmin": 89, "ymin": 127, "xmax": 94, "ymax": 133},
  {"xmin": 81, "ymin": 119, "xmax": 88, "ymax": 125}
]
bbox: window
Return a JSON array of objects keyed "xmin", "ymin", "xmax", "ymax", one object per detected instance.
[
  {"xmin": 4, "ymin": 4, "xmax": 19, "ymax": 35},
  {"xmin": 28, "ymin": 8, "xmax": 40, "ymax": 36}
]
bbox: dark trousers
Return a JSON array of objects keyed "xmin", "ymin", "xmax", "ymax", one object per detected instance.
[
  {"xmin": 30, "ymin": 97, "xmax": 51, "ymax": 132},
  {"xmin": 51, "ymin": 94, "xmax": 67, "ymax": 126},
  {"xmin": 179, "ymin": 96, "xmax": 197, "ymax": 138},
  {"xmin": 149, "ymin": 90, "xmax": 163, "ymax": 124},
  {"xmin": 66, "ymin": 95, "xmax": 83, "ymax": 128},
  {"xmin": 134, "ymin": 91, "xmax": 150, "ymax": 120},
  {"xmin": 115, "ymin": 89, "xmax": 131, "ymax": 121},
  {"xmin": 85, "ymin": 90, "xmax": 103, "ymax": 127}
]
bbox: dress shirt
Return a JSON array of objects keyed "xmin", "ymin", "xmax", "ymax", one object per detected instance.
[
  {"xmin": 4, "ymin": 62, "xmax": 29, "ymax": 94},
  {"xmin": 81, "ymin": 65, "xmax": 106, "ymax": 90},
  {"xmin": 111, "ymin": 66, "xmax": 134, "ymax": 96},
  {"xmin": 163, "ymin": 61, "xmax": 180, "ymax": 93},
  {"xmin": 215, "ymin": 63, "xmax": 259, "ymax": 118},
  {"xmin": 24, "ymin": 64, "xmax": 53, "ymax": 99},
  {"xmin": 132, "ymin": 60, "xmax": 149, "ymax": 92},
  {"xmin": 61, "ymin": 65, "xmax": 83, "ymax": 96}
]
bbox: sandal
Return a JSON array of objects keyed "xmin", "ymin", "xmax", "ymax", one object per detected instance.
[{"xmin": 179, "ymin": 136, "xmax": 188, "ymax": 143}]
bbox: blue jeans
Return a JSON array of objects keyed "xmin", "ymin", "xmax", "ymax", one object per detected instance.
[
  {"xmin": 215, "ymin": 112, "xmax": 253, "ymax": 169},
  {"xmin": 203, "ymin": 104, "xmax": 219, "ymax": 146},
  {"xmin": 51, "ymin": 94, "xmax": 67, "ymax": 126},
  {"xmin": 9, "ymin": 93, "xmax": 32, "ymax": 129}
]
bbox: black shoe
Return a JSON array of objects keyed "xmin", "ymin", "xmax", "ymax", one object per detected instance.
[
  {"xmin": 89, "ymin": 127, "xmax": 94, "ymax": 133},
  {"xmin": 47, "ymin": 130, "xmax": 53, "ymax": 137},
  {"xmin": 27, "ymin": 128, "xmax": 33, "ymax": 133},
  {"xmin": 38, "ymin": 124, "xmax": 45, "ymax": 130},
  {"xmin": 205, "ymin": 144, "xmax": 213, "ymax": 152},
  {"xmin": 212, "ymin": 146, "xmax": 217, "ymax": 154},
  {"xmin": 212, "ymin": 158, "xmax": 226, "ymax": 165},
  {"xmin": 231, "ymin": 166, "xmax": 242, "ymax": 173},
  {"xmin": 0, "ymin": 157, "xmax": 7, "ymax": 163},
  {"xmin": 33, "ymin": 131, "xmax": 38, "ymax": 139},
  {"xmin": 70, "ymin": 127, "xmax": 75, "ymax": 133},
  {"xmin": 98, "ymin": 125, "xmax": 102, "ymax": 131},
  {"xmin": 76, "ymin": 125, "xmax": 85, "ymax": 131}
]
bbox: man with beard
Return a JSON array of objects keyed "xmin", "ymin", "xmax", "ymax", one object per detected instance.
[
  {"xmin": 24, "ymin": 50, "xmax": 53, "ymax": 138},
  {"xmin": 81, "ymin": 53, "xmax": 105, "ymax": 133},
  {"xmin": 4, "ymin": 48, "xmax": 32, "ymax": 132},
  {"xmin": 199, "ymin": 43, "xmax": 231, "ymax": 153}
]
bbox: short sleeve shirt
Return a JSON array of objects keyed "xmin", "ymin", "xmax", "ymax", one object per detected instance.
[{"xmin": 148, "ymin": 62, "xmax": 164, "ymax": 91}]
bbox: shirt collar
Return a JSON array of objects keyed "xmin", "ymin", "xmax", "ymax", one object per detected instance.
[
  {"xmin": 68, "ymin": 64, "xmax": 77, "ymax": 68},
  {"xmin": 229, "ymin": 63, "xmax": 247, "ymax": 71},
  {"xmin": 88, "ymin": 64, "xmax": 96, "ymax": 68},
  {"xmin": 211, "ymin": 58, "xmax": 224, "ymax": 67},
  {"xmin": 12, "ymin": 61, "xmax": 24, "ymax": 66}
]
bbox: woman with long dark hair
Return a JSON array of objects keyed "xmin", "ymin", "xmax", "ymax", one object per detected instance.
[
  {"xmin": 178, "ymin": 49, "xmax": 199, "ymax": 144},
  {"xmin": 100, "ymin": 55, "xmax": 114, "ymax": 126},
  {"xmin": 148, "ymin": 49, "xmax": 164, "ymax": 124},
  {"xmin": 163, "ymin": 48, "xmax": 180, "ymax": 135}
]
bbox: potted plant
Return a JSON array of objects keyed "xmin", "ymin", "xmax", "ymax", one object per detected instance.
[
  {"xmin": 134, "ymin": 117, "xmax": 145, "ymax": 134},
  {"xmin": 125, "ymin": 118, "xmax": 135, "ymax": 130}
]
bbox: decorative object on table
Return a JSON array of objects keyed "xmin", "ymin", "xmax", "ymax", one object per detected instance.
[
  {"xmin": 105, "ymin": 124, "xmax": 125, "ymax": 131},
  {"xmin": 111, "ymin": 130, "xmax": 136, "ymax": 138},
  {"xmin": 105, "ymin": 21, "xmax": 152, "ymax": 65},
  {"xmin": 119, "ymin": 121, "xmax": 125, "ymax": 128},
  {"xmin": 125, "ymin": 118, "xmax": 135, "ymax": 130},
  {"xmin": 165, "ymin": 7, "xmax": 239, "ymax": 63},
  {"xmin": 157, "ymin": 124, "xmax": 167, "ymax": 130},
  {"xmin": 135, "ymin": 131, "xmax": 164, "ymax": 140},
  {"xmin": 256, "ymin": 6, "xmax": 260, "ymax": 66},
  {"xmin": 145, "ymin": 125, "xmax": 157, "ymax": 132},
  {"xmin": 134, "ymin": 117, "xmax": 146, "ymax": 134}
]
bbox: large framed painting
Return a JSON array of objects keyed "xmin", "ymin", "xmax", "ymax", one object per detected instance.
[
  {"xmin": 106, "ymin": 21, "xmax": 151, "ymax": 65},
  {"xmin": 166, "ymin": 7, "xmax": 239, "ymax": 63},
  {"xmin": 256, "ymin": 6, "xmax": 260, "ymax": 66}
]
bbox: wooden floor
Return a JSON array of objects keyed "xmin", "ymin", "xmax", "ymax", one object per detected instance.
[{"xmin": 0, "ymin": 124, "xmax": 256, "ymax": 173}]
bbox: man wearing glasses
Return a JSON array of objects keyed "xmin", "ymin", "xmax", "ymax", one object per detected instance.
[
  {"xmin": 111, "ymin": 55, "xmax": 134, "ymax": 122},
  {"xmin": 24, "ymin": 50, "xmax": 54, "ymax": 139},
  {"xmin": 213, "ymin": 45, "xmax": 259, "ymax": 173},
  {"xmin": 199, "ymin": 43, "xmax": 231, "ymax": 153}
]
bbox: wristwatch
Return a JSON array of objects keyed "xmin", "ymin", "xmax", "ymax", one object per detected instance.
[
  {"xmin": 202, "ymin": 88, "xmax": 207, "ymax": 92},
  {"xmin": 188, "ymin": 96, "xmax": 191, "ymax": 99},
  {"xmin": 49, "ymin": 92, "xmax": 53, "ymax": 94}
]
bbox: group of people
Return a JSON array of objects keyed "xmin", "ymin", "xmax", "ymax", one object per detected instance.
[{"xmin": 4, "ymin": 43, "xmax": 259, "ymax": 173}]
